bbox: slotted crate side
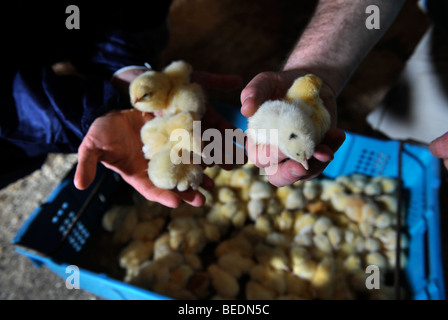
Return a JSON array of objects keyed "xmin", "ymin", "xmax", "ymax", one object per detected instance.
[
  {"xmin": 12, "ymin": 164, "xmax": 125, "ymax": 264},
  {"xmin": 325, "ymin": 132, "xmax": 444, "ymax": 300}
]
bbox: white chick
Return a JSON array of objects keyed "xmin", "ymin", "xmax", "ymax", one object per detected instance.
[
  {"xmin": 302, "ymin": 180, "xmax": 321, "ymax": 200},
  {"xmin": 247, "ymin": 199, "xmax": 265, "ymax": 221},
  {"xmin": 293, "ymin": 212, "xmax": 317, "ymax": 235},
  {"xmin": 327, "ymin": 226, "xmax": 342, "ymax": 249},
  {"xmin": 312, "ymin": 233, "xmax": 333, "ymax": 255},
  {"xmin": 374, "ymin": 212, "xmax": 392, "ymax": 229},
  {"xmin": 248, "ymin": 181, "xmax": 273, "ymax": 200},
  {"xmin": 293, "ymin": 232, "xmax": 313, "ymax": 247},
  {"xmin": 247, "ymin": 74, "xmax": 330, "ymax": 170},
  {"xmin": 363, "ymin": 181, "xmax": 382, "ymax": 196},
  {"xmin": 266, "ymin": 232, "xmax": 291, "ymax": 248},
  {"xmin": 285, "ymin": 188, "xmax": 306, "ymax": 210},
  {"xmin": 312, "ymin": 216, "xmax": 332, "ymax": 234}
]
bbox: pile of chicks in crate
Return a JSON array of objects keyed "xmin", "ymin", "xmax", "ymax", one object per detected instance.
[{"xmin": 101, "ymin": 162, "xmax": 407, "ymax": 300}]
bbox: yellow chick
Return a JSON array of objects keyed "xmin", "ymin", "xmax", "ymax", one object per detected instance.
[
  {"xmin": 132, "ymin": 218, "xmax": 166, "ymax": 241},
  {"xmin": 112, "ymin": 207, "xmax": 139, "ymax": 245},
  {"xmin": 153, "ymin": 232, "xmax": 174, "ymax": 260},
  {"xmin": 102, "ymin": 204, "xmax": 133, "ymax": 232},
  {"xmin": 140, "ymin": 111, "xmax": 202, "ymax": 159},
  {"xmin": 208, "ymin": 264, "xmax": 239, "ymax": 299},
  {"xmin": 129, "ymin": 60, "xmax": 205, "ymax": 116},
  {"xmin": 254, "ymin": 244, "xmax": 289, "ymax": 271},
  {"xmin": 254, "ymin": 215, "xmax": 273, "ymax": 236},
  {"xmin": 246, "ymin": 281, "xmax": 277, "ymax": 300},
  {"xmin": 247, "ymin": 74, "xmax": 330, "ymax": 170},
  {"xmin": 249, "ymin": 264, "xmax": 286, "ymax": 295},
  {"xmin": 187, "ymin": 272, "xmax": 211, "ymax": 299},
  {"xmin": 217, "ymin": 252, "xmax": 255, "ymax": 278},
  {"xmin": 310, "ymin": 257, "xmax": 336, "ymax": 299},
  {"xmin": 284, "ymin": 272, "xmax": 311, "ymax": 298},
  {"xmin": 119, "ymin": 240, "xmax": 154, "ymax": 271},
  {"xmin": 215, "ymin": 235, "xmax": 253, "ymax": 258},
  {"xmin": 153, "ymin": 281, "xmax": 196, "ymax": 300},
  {"xmin": 147, "ymin": 147, "xmax": 203, "ymax": 192}
]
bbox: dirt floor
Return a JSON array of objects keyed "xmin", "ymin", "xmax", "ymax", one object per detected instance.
[{"xmin": 1, "ymin": 0, "xmax": 445, "ymax": 300}]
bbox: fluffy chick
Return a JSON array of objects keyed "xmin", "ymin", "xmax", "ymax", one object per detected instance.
[
  {"xmin": 140, "ymin": 111, "xmax": 202, "ymax": 159},
  {"xmin": 247, "ymin": 74, "xmax": 330, "ymax": 170},
  {"xmin": 147, "ymin": 147, "xmax": 203, "ymax": 191},
  {"xmin": 129, "ymin": 60, "xmax": 205, "ymax": 116}
]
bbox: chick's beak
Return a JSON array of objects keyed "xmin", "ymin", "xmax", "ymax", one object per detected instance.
[
  {"xmin": 133, "ymin": 97, "xmax": 141, "ymax": 105},
  {"xmin": 300, "ymin": 159, "xmax": 309, "ymax": 171}
]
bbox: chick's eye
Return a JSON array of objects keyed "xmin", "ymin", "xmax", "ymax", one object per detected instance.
[
  {"xmin": 289, "ymin": 133, "xmax": 298, "ymax": 140},
  {"xmin": 142, "ymin": 92, "xmax": 152, "ymax": 99}
]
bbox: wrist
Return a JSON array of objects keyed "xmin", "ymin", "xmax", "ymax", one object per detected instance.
[
  {"xmin": 111, "ymin": 65, "xmax": 151, "ymax": 95},
  {"xmin": 282, "ymin": 48, "xmax": 351, "ymax": 99}
]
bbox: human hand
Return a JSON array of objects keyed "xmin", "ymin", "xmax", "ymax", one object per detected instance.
[
  {"xmin": 74, "ymin": 109, "xmax": 215, "ymax": 208},
  {"xmin": 429, "ymin": 131, "xmax": 448, "ymax": 170},
  {"xmin": 240, "ymin": 70, "xmax": 345, "ymax": 187},
  {"xmin": 75, "ymin": 67, "xmax": 242, "ymax": 208},
  {"xmin": 192, "ymin": 71, "xmax": 245, "ymax": 170}
]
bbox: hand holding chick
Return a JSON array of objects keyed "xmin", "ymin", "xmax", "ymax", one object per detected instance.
[{"xmin": 242, "ymin": 70, "xmax": 345, "ymax": 186}]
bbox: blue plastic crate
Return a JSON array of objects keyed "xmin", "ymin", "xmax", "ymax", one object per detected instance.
[{"xmin": 12, "ymin": 104, "xmax": 445, "ymax": 300}]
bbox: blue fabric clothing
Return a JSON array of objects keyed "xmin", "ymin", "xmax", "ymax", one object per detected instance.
[{"xmin": 0, "ymin": 1, "xmax": 171, "ymax": 188}]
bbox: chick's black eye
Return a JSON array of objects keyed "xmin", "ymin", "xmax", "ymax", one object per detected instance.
[{"xmin": 289, "ymin": 133, "xmax": 297, "ymax": 140}]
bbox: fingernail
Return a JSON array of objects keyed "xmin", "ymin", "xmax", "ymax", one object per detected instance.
[{"xmin": 289, "ymin": 168, "xmax": 302, "ymax": 178}]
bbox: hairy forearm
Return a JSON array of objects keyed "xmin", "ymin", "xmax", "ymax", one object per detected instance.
[{"xmin": 283, "ymin": 0, "xmax": 406, "ymax": 96}]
